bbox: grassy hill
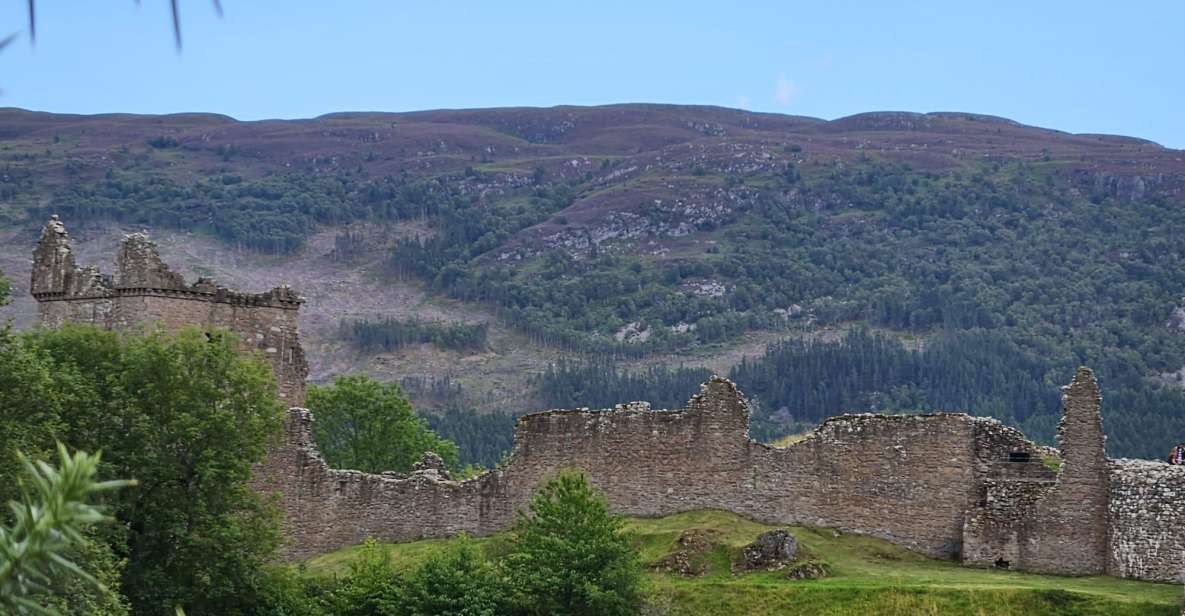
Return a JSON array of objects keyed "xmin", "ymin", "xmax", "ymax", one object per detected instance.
[
  {"xmin": 4, "ymin": 104, "xmax": 1185, "ymax": 462},
  {"xmin": 304, "ymin": 510, "xmax": 1181, "ymax": 616}
]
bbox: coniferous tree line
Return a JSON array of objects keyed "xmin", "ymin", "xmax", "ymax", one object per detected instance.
[
  {"xmin": 526, "ymin": 329, "xmax": 1185, "ymax": 460},
  {"xmin": 421, "ymin": 407, "xmax": 518, "ymax": 469},
  {"xmin": 729, "ymin": 329, "xmax": 1185, "ymax": 459},
  {"xmin": 533, "ymin": 360, "xmax": 714, "ymax": 411},
  {"xmin": 341, "ymin": 317, "xmax": 489, "ymax": 353},
  {"xmin": 730, "ymin": 330, "xmax": 1061, "ymax": 442},
  {"xmin": 395, "ymin": 375, "xmax": 517, "ymax": 469},
  {"xmin": 400, "ymin": 374, "xmax": 466, "ymax": 405}
]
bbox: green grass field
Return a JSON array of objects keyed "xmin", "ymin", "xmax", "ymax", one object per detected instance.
[{"xmin": 304, "ymin": 510, "xmax": 1182, "ymax": 615}]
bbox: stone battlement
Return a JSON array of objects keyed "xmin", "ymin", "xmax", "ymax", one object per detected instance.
[
  {"xmin": 33, "ymin": 285, "xmax": 304, "ymax": 309},
  {"xmin": 30, "ymin": 216, "xmax": 308, "ymax": 404},
  {"xmin": 31, "ymin": 216, "xmax": 303, "ymax": 308}
]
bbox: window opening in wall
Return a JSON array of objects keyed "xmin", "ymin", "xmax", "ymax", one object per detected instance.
[
  {"xmin": 994, "ymin": 559, "xmax": 1010, "ymax": 569},
  {"xmin": 1008, "ymin": 451, "xmax": 1032, "ymax": 463}
]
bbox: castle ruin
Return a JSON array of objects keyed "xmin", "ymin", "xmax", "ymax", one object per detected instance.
[
  {"xmin": 29, "ymin": 217, "xmax": 1185, "ymax": 598},
  {"xmin": 255, "ymin": 371, "xmax": 1185, "ymax": 586},
  {"xmin": 30, "ymin": 216, "xmax": 307, "ymax": 404}
]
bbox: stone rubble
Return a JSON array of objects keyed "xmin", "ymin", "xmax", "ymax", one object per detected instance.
[{"xmin": 740, "ymin": 529, "xmax": 799, "ymax": 570}]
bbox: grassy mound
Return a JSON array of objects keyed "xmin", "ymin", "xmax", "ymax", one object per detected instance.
[{"xmin": 304, "ymin": 510, "xmax": 1182, "ymax": 615}]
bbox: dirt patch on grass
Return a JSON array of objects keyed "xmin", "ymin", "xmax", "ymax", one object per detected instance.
[{"xmin": 651, "ymin": 529, "xmax": 726, "ymax": 577}]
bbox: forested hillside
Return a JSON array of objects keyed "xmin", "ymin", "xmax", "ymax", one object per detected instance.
[{"xmin": 2, "ymin": 105, "xmax": 1184, "ymax": 460}]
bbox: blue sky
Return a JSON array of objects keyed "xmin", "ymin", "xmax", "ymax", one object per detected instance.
[{"xmin": 2, "ymin": 1, "xmax": 1182, "ymax": 148}]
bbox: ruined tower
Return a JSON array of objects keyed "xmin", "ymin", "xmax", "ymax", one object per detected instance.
[
  {"xmin": 30, "ymin": 216, "xmax": 308, "ymax": 405},
  {"xmin": 962, "ymin": 367, "xmax": 1110, "ymax": 575},
  {"xmin": 1035, "ymin": 367, "xmax": 1111, "ymax": 572}
]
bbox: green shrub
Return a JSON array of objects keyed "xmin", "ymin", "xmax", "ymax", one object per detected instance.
[
  {"xmin": 503, "ymin": 472, "xmax": 642, "ymax": 616},
  {"xmin": 308, "ymin": 375, "xmax": 458, "ymax": 474},
  {"xmin": 322, "ymin": 540, "xmax": 402, "ymax": 616},
  {"xmin": 399, "ymin": 537, "xmax": 509, "ymax": 616}
]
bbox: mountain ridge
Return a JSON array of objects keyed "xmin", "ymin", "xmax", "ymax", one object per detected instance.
[
  {"xmin": 3, "ymin": 104, "xmax": 1173, "ymax": 148},
  {"xmin": 3, "ymin": 103, "xmax": 1185, "ymax": 461}
]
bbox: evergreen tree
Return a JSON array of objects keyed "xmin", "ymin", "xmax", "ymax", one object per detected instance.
[
  {"xmin": 503, "ymin": 473, "xmax": 641, "ymax": 616},
  {"xmin": 399, "ymin": 537, "xmax": 509, "ymax": 616}
]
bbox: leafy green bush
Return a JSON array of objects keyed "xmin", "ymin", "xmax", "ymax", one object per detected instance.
[
  {"xmin": 2, "ymin": 325, "xmax": 288, "ymax": 615},
  {"xmin": 321, "ymin": 540, "xmax": 402, "ymax": 616},
  {"xmin": 503, "ymin": 472, "xmax": 642, "ymax": 616},
  {"xmin": 399, "ymin": 537, "xmax": 509, "ymax": 616},
  {"xmin": 308, "ymin": 375, "xmax": 458, "ymax": 473},
  {"xmin": 259, "ymin": 473, "xmax": 641, "ymax": 615}
]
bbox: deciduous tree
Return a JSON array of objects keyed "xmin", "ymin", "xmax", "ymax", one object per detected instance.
[
  {"xmin": 307, "ymin": 375, "xmax": 458, "ymax": 473},
  {"xmin": 7, "ymin": 325, "xmax": 287, "ymax": 615}
]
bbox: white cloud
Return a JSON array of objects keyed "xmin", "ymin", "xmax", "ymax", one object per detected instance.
[{"xmin": 775, "ymin": 74, "xmax": 799, "ymax": 105}]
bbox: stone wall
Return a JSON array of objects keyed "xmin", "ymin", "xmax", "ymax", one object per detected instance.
[
  {"xmin": 259, "ymin": 370, "xmax": 1185, "ymax": 584},
  {"xmin": 254, "ymin": 378, "xmax": 1044, "ymax": 560},
  {"xmin": 250, "ymin": 408, "xmax": 520, "ymax": 559},
  {"xmin": 30, "ymin": 217, "xmax": 307, "ymax": 404},
  {"xmin": 1107, "ymin": 459, "xmax": 1185, "ymax": 583},
  {"xmin": 962, "ymin": 368, "xmax": 1111, "ymax": 575}
]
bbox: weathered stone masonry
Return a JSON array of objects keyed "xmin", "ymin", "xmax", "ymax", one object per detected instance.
[
  {"xmin": 31, "ymin": 217, "xmax": 1185, "ymax": 593},
  {"xmin": 30, "ymin": 217, "xmax": 308, "ymax": 404},
  {"xmin": 256, "ymin": 362, "xmax": 1185, "ymax": 586},
  {"xmin": 257, "ymin": 384, "xmax": 1049, "ymax": 559},
  {"xmin": 963, "ymin": 368, "xmax": 1111, "ymax": 575}
]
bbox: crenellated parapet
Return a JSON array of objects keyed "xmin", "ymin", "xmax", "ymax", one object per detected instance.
[
  {"xmin": 32, "ymin": 218, "xmax": 302, "ymax": 310},
  {"xmin": 30, "ymin": 216, "xmax": 308, "ymax": 404}
]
